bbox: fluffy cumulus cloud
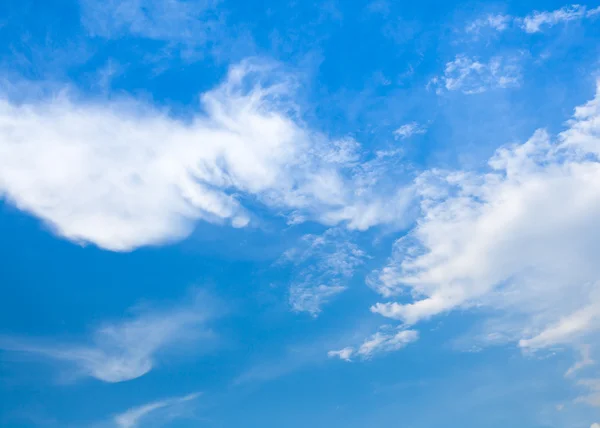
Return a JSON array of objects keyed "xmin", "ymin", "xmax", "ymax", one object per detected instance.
[
  {"xmin": 370, "ymin": 80, "xmax": 600, "ymax": 352},
  {"xmin": 431, "ymin": 54, "xmax": 521, "ymax": 94},
  {"xmin": 0, "ymin": 60, "xmax": 411, "ymax": 251},
  {"xmin": 113, "ymin": 393, "xmax": 200, "ymax": 428},
  {"xmin": 328, "ymin": 327, "xmax": 418, "ymax": 361},
  {"xmin": 0, "ymin": 292, "xmax": 216, "ymax": 382}
]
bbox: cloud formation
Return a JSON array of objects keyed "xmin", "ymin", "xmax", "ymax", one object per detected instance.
[
  {"xmin": 113, "ymin": 392, "xmax": 200, "ymax": 428},
  {"xmin": 393, "ymin": 122, "xmax": 427, "ymax": 139},
  {"xmin": 289, "ymin": 284, "xmax": 347, "ymax": 315},
  {"xmin": 566, "ymin": 345, "xmax": 595, "ymax": 378},
  {"xmin": 328, "ymin": 328, "xmax": 418, "ymax": 361},
  {"xmin": 521, "ymin": 4, "xmax": 594, "ymax": 33},
  {"xmin": 281, "ymin": 228, "xmax": 368, "ymax": 315},
  {"xmin": 370, "ymin": 80, "xmax": 600, "ymax": 352},
  {"xmin": 466, "ymin": 4, "xmax": 600, "ymax": 34},
  {"xmin": 431, "ymin": 54, "xmax": 521, "ymax": 94},
  {"xmin": 0, "ymin": 60, "xmax": 411, "ymax": 251},
  {"xmin": 0, "ymin": 292, "xmax": 216, "ymax": 382},
  {"xmin": 465, "ymin": 14, "xmax": 511, "ymax": 33}
]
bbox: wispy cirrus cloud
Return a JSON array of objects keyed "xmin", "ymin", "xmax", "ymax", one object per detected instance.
[
  {"xmin": 280, "ymin": 228, "xmax": 368, "ymax": 315},
  {"xmin": 0, "ymin": 291, "xmax": 218, "ymax": 383},
  {"xmin": 0, "ymin": 59, "xmax": 411, "ymax": 251},
  {"xmin": 288, "ymin": 284, "xmax": 347, "ymax": 316},
  {"xmin": 566, "ymin": 345, "xmax": 595, "ymax": 378},
  {"xmin": 465, "ymin": 14, "xmax": 511, "ymax": 34},
  {"xmin": 430, "ymin": 54, "xmax": 522, "ymax": 94},
  {"xmin": 393, "ymin": 122, "xmax": 427, "ymax": 139},
  {"xmin": 520, "ymin": 4, "xmax": 595, "ymax": 33},
  {"xmin": 465, "ymin": 4, "xmax": 600, "ymax": 35},
  {"xmin": 328, "ymin": 327, "xmax": 418, "ymax": 361},
  {"xmin": 113, "ymin": 392, "xmax": 201, "ymax": 428}
]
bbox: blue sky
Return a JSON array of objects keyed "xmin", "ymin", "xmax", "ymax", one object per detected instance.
[{"xmin": 1, "ymin": 0, "xmax": 600, "ymax": 427}]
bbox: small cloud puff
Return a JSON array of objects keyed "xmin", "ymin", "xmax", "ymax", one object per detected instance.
[
  {"xmin": 327, "ymin": 347, "xmax": 354, "ymax": 361},
  {"xmin": 393, "ymin": 122, "xmax": 427, "ymax": 139}
]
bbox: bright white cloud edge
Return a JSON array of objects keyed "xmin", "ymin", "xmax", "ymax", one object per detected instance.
[
  {"xmin": 370, "ymin": 80, "xmax": 600, "ymax": 353},
  {"xmin": 0, "ymin": 59, "xmax": 412, "ymax": 252}
]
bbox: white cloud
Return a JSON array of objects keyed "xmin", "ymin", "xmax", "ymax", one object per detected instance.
[
  {"xmin": 431, "ymin": 54, "xmax": 521, "ymax": 94},
  {"xmin": 521, "ymin": 4, "xmax": 587, "ymax": 33},
  {"xmin": 114, "ymin": 392, "xmax": 200, "ymax": 428},
  {"xmin": 0, "ymin": 60, "xmax": 411, "ymax": 251},
  {"xmin": 289, "ymin": 284, "xmax": 347, "ymax": 315},
  {"xmin": 327, "ymin": 347, "xmax": 354, "ymax": 361},
  {"xmin": 0, "ymin": 292, "xmax": 216, "ymax": 382},
  {"xmin": 328, "ymin": 328, "xmax": 418, "ymax": 361},
  {"xmin": 467, "ymin": 4, "xmax": 600, "ymax": 35},
  {"xmin": 356, "ymin": 329, "xmax": 418, "ymax": 358},
  {"xmin": 465, "ymin": 14, "xmax": 511, "ymax": 33},
  {"xmin": 393, "ymin": 122, "xmax": 427, "ymax": 139},
  {"xmin": 370, "ymin": 80, "xmax": 600, "ymax": 352},
  {"xmin": 281, "ymin": 229, "xmax": 368, "ymax": 278},
  {"xmin": 591, "ymin": 423, "xmax": 600, "ymax": 428},
  {"xmin": 283, "ymin": 228, "xmax": 368, "ymax": 315}
]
